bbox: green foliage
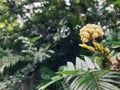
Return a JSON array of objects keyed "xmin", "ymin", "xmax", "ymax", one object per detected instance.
[
  {"xmin": 39, "ymin": 57, "xmax": 120, "ymax": 90},
  {"xmin": 66, "ymin": 70, "xmax": 120, "ymax": 90},
  {"xmin": 113, "ymin": 0, "xmax": 120, "ymax": 5},
  {"xmin": 0, "ymin": 0, "xmax": 120, "ymax": 90},
  {"xmin": 37, "ymin": 75, "xmax": 63, "ymax": 90}
]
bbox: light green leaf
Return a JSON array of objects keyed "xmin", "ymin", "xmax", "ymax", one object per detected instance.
[
  {"xmin": 29, "ymin": 37, "xmax": 39, "ymax": 43},
  {"xmin": 94, "ymin": 57, "xmax": 103, "ymax": 69},
  {"xmin": 113, "ymin": 0, "xmax": 120, "ymax": 5},
  {"xmin": 56, "ymin": 70, "xmax": 80, "ymax": 75}
]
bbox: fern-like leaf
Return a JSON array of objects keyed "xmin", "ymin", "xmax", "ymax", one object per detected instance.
[{"xmin": 0, "ymin": 54, "xmax": 24, "ymax": 73}]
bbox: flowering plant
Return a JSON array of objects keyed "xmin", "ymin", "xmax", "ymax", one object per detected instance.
[{"xmin": 79, "ymin": 24, "xmax": 120, "ymax": 71}]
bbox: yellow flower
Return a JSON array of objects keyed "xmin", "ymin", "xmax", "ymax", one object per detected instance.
[
  {"xmin": 92, "ymin": 32, "xmax": 98, "ymax": 39},
  {"xmin": 104, "ymin": 48, "xmax": 110, "ymax": 54},
  {"xmin": 82, "ymin": 38, "xmax": 89, "ymax": 43},
  {"xmin": 93, "ymin": 42, "xmax": 104, "ymax": 51},
  {"xmin": 79, "ymin": 44, "xmax": 96, "ymax": 52},
  {"xmin": 79, "ymin": 24, "xmax": 104, "ymax": 43}
]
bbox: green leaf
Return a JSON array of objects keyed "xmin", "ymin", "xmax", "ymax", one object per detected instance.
[
  {"xmin": 37, "ymin": 75, "xmax": 63, "ymax": 90},
  {"xmin": 29, "ymin": 37, "xmax": 39, "ymax": 43},
  {"xmin": 56, "ymin": 70, "xmax": 80, "ymax": 75},
  {"xmin": 94, "ymin": 57, "xmax": 103, "ymax": 69},
  {"xmin": 0, "ymin": 0, "xmax": 3, "ymax": 3},
  {"xmin": 113, "ymin": 0, "xmax": 120, "ymax": 5},
  {"xmin": 66, "ymin": 70, "xmax": 120, "ymax": 90},
  {"xmin": 106, "ymin": 41, "xmax": 120, "ymax": 46},
  {"xmin": 51, "ymin": 75, "xmax": 62, "ymax": 80},
  {"xmin": 43, "ymin": 45, "xmax": 50, "ymax": 51}
]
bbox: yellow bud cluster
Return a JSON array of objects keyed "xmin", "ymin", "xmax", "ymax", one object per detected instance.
[
  {"xmin": 80, "ymin": 24, "xmax": 104, "ymax": 43},
  {"xmin": 104, "ymin": 48, "xmax": 110, "ymax": 54}
]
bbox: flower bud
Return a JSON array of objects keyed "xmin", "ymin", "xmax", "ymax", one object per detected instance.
[
  {"xmin": 104, "ymin": 48, "xmax": 110, "ymax": 54},
  {"xmin": 79, "ymin": 24, "xmax": 104, "ymax": 42},
  {"xmin": 92, "ymin": 32, "xmax": 98, "ymax": 39},
  {"xmin": 82, "ymin": 38, "xmax": 89, "ymax": 43},
  {"xmin": 83, "ymin": 32, "xmax": 90, "ymax": 39}
]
